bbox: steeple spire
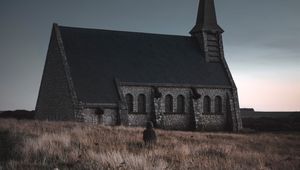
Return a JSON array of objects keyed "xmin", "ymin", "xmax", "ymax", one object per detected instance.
[
  {"xmin": 189, "ymin": 0, "xmax": 224, "ymax": 62},
  {"xmin": 190, "ymin": 0, "xmax": 223, "ymax": 34}
]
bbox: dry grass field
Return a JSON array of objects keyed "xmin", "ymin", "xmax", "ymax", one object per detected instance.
[{"xmin": 0, "ymin": 119, "xmax": 299, "ymax": 170}]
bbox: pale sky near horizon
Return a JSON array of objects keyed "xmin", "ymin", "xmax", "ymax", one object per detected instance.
[{"xmin": 0, "ymin": 0, "xmax": 299, "ymax": 111}]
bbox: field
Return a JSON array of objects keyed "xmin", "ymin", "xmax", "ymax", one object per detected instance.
[{"xmin": 0, "ymin": 119, "xmax": 299, "ymax": 170}]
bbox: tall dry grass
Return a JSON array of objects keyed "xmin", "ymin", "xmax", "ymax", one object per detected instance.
[{"xmin": 0, "ymin": 119, "xmax": 299, "ymax": 170}]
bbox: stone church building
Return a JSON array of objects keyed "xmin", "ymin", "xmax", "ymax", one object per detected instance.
[{"xmin": 36, "ymin": 0, "xmax": 243, "ymax": 131}]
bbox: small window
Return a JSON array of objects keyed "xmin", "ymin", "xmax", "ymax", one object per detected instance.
[
  {"xmin": 165, "ymin": 94, "xmax": 173, "ymax": 113},
  {"xmin": 138, "ymin": 94, "xmax": 146, "ymax": 113},
  {"xmin": 177, "ymin": 95, "xmax": 185, "ymax": 113},
  {"xmin": 125, "ymin": 94, "xmax": 133, "ymax": 113},
  {"xmin": 215, "ymin": 96, "xmax": 222, "ymax": 114},
  {"xmin": 203, "ymin": 96, "xmax": 211, "ymax": 114}
]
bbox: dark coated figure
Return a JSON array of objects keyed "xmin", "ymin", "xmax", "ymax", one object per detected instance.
[{"xmin": 143, "ymin": 121, "xmax": 157, "ymax": 146}]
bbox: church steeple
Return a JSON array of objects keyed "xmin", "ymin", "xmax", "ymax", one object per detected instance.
[
  {"xmin": 190, "ymin": 0, "xmax": 223, "ymax": 34},
  {"xmin": 190, "ymin": 0, "xmax": 224, "ymax": 62}
]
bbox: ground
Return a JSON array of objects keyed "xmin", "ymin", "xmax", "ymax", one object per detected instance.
[{"xmin": 0, "ymin": 119, "xmax": 299, "ymax": 170}]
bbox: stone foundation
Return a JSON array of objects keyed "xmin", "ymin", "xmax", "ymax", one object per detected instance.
[
  {"xmin": 77, "ymin": 108, "xmax": 117, "ymax": 125},
  {"xmin": 164, "ymin": 113, "xmax": 192, "ymax": 130},
  {"xmin": 128, "ymin": 114, "xmax": 149, "ymax": 126},
  {"xmin": 197, "ymin": 115, "xmax": 226, "ymax": 131}
]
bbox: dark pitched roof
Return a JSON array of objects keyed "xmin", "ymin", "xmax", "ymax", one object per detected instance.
[{"xmin": 58, "ymin": 26, "xmax": 231, "ymax": 104}]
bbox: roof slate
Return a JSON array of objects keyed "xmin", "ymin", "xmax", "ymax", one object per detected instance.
[{"xmin": 58, "ymin": 26, "xmax": 231, "ymax": 104}]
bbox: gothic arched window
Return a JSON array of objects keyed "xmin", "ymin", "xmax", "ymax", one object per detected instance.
[
  {"xmin": 215, "ymin": 96, "xmax": 222, "ymax": 114},
  {"xmin": 203, "ymin": 96, "xmax": 211, "ymax": 114},
  {"xmin": 138, "ymin": 94, "xmax": 146, "ymax": 113},
  {"xmin": 165, "ymin": 94, "xmax": 173, "ymax": 113},
  {"xmin": 177, "ymin": 95, "xmax": 185, "ymax": 113},
  {"xmin": 125, "ymin": 94, "xmax": 133, "ymax": 113}
]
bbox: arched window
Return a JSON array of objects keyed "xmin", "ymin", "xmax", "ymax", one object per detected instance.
[
  {"xmin": 125, "ymin": 94, "xmax": 133, "ymax": 113},
  {"xmin": 165, "ymin": 94, "xmax": 173, "ymax": 113},
  {"xmin": 215, "ymin": 96, "xmax": 222, "ymax": 114},
  {"xmin": 203, "ymin": 96, "xmax": 211, "ymax": 114},
  {"xmin": 177, "ymin": 95, "xmax": 185, "ymax": 113},
  {"xmin": 138, "ymin": 94, "xmax": 146, "ymax": 113}
]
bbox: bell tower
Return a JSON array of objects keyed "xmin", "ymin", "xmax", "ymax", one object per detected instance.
[{"xmin": 190, "ymin": 0, "xmax": 224, "ymax": 62}]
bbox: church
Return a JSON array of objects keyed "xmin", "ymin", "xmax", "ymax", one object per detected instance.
[{"xmin": 35, "ymin": 0, "xmax": 243, "ymax": 132}]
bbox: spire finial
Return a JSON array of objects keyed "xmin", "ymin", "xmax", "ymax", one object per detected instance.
[{"xmin": 190, "ymin": 0, "xmax": 223, "ymax": 35}]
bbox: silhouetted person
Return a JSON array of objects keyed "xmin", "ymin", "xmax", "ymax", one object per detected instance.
[{"xmin": 143, "ymin": 121, "xmax": 157, "ymax": 146}]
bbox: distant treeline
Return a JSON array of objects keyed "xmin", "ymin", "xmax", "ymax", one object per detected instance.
[
  {"xmin": 241, "ymin": 108, "xmax": 300, "ymax": 131},
  {"xmin": 0, "ymin": 110, "xmax": 35, "ymax": 120}
]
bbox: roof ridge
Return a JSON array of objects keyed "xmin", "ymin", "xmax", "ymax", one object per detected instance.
[{"xmin": 58, "ymin": 24, "xmax": 190, "ymax": 38}]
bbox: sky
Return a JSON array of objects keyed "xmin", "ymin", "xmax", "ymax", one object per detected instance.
[{"xmin": 0, "ymin": 0, "xmax": 299, "ymax": 111}]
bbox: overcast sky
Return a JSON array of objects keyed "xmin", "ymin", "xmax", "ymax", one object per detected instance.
[{"xmin": 0, "ymin": 0, "xmax": 299, "ymax": 111}]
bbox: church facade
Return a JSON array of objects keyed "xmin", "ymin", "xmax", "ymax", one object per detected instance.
[{"xmin": 35, "ymin": 0, "xmax": 243, "ymax": 131}]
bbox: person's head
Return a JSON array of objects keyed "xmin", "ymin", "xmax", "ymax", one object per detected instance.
[{"xmin": 146, "ymin": 121, "xmax": 154, "ymax": 129}]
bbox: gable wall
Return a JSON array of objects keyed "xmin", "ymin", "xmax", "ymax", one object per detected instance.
[{"xmin": 35, "ymin": 29, "xmax": 75, "ymax": 121}]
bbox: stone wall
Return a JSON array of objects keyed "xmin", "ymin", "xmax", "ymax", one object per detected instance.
[
  {"xmin": 192, "ymin": 88, "xmax": 230, "ymax": 131},
  {"xmin": 158, "ymin": 87, "xmax": 191, "ymax": 113},
  {"xmin": 121, "ymin": 86, "xmax": 153, "ymax": 113},
  {"xmin": 121, "ymin": 85, "xmax": 232, "ymax": 131},
  {"xmin": 121, "ymin": 86, "xmax": 191, "ymax": 113},
  {"xmin": 77, "ymin": 108, "xmax": 118, "ymax": 125},
  {"xmin": 35, "ymin": 28, "xmax": 75, "ymax": 121},
  {"xmin": 164, "ymin": 114, "xmax": 192, "ymax": 130},
  {"xmin": 102, "ymin": 109, "xmax": 118, "ymax": 125},
  {"xmin": 128, "ymin": 114, "xmax": 149, "ymax": 127},
  {"xmin": 194, "ymin": 88, "xmax": 229, "ymax": 114},
  {"xmin": 198, "ymin": 115, "xmax": 226, "ymax": 131},
  {"xmin": 77, "ymin": 108, "xmax": 99, "ymax": 124}
]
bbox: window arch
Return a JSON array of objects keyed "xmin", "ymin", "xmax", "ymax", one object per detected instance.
[
  {"xmin": 138, "ymin": 94, "xmax": 146, "ymax": 113},
  {"xmin": 165, "ymin": 94, "xmax": 173, "ymax": 113},
  {"xmin": 177, "ymin": 95, "xmax": 185, "ymax": 113},
  {"xmin": 203, "ymin": 96, "xmax": 211, "ymax": 114},
  {"xmin": 215, "ymin": 96, "xmax": 222, "ymax": 114},
  {"xmin": 125, "ymin": 94, "xmax": 133, "ymax": 113}
]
